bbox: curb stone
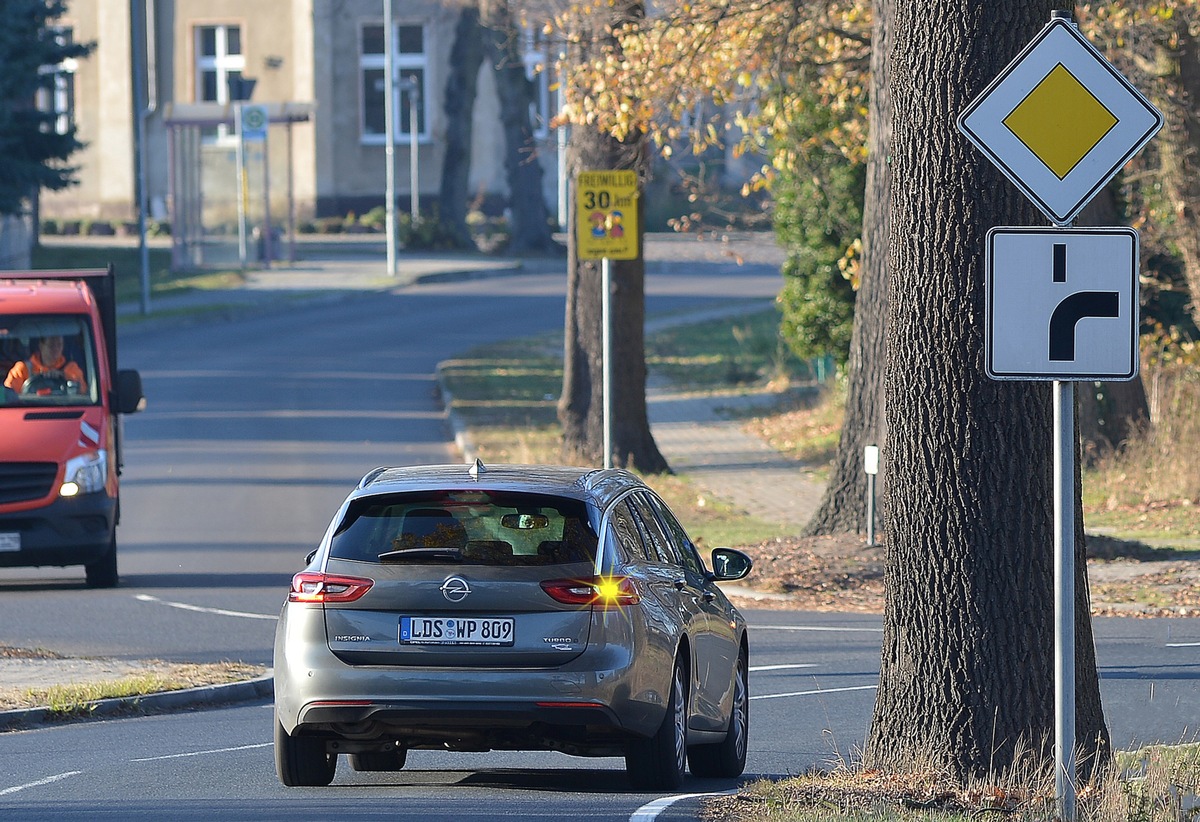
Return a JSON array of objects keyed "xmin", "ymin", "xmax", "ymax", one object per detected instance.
[{"xmin": 0, "ymin": 673, "xmax": 274, "ymax": 732}]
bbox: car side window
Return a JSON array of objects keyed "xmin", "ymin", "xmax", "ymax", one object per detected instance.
[
  {"xmin": 642, "ymin": 493, "xmax": 706, "ymax": 578},
  {"xmin": 627, "ymin": 493, "xmax": 681, "ymax": 566},
  {"xmin": 608, "ymin": 500, "xmax": 653, "ymax": 562}
]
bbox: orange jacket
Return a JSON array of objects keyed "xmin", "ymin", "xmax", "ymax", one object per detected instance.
[{"xmin": 4, "ymin": 352, "xmax": 87, "ymax": 393}]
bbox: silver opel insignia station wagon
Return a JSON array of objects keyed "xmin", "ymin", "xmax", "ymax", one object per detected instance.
[{"xmin": 273, "ymin": 461, "xmax": 753, "ymax": 789}]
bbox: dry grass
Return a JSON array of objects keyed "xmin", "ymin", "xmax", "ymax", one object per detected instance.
[
  {"xmin": 0, "ymin": 656, "xmax": 266, "ymax": 714},
  {"xmin": 1084, "ymin": 362, "xmax": 1200, "ymax": 549},
  {"xmin": 701, "ymin": 744, "xmax": 1200, "ymax": 821}
]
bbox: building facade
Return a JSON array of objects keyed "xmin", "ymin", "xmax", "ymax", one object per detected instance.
[{"xmin": 40, "ymin": 1, "xmax": 561, "ymax": 231}]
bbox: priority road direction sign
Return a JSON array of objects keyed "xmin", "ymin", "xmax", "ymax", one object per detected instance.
[
  {"xmin": 958, "ymin": 17, "xmax": 1162, "ymax": 225},
  {"xmin": 986, "ymin": 227, "xmax": 1139, "ymax": 380}
]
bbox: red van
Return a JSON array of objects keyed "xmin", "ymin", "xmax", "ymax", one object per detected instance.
[{"xmin": 0, "ymin": 268, "xmax": 143, "ymax": 587}]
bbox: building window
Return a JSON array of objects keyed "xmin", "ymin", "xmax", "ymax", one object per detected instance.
[
  {"xmin": 195, "ymin": 24, "xmax": 245, "ymax": 140},
  {"xmin": 196, "ymin": 24, "xmax": 245, "ymax": 103},
  {"xmin": 37, "ymin": 27, "xmax": 78, "ymax": 135},
  {"xmin": 361, "ymin": 23, "xmax": 428, "ymax": 143}
]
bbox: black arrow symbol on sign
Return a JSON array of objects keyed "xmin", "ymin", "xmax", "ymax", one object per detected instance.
[{"xmin": 1048, "ymin": 291, "xmax": 1120, "ymax": 361}]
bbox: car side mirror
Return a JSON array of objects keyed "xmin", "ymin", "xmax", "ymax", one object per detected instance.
[
  {"xmin": 116, "ymin": 369, "xmax": 145, "ymax": 414},
  {"xmin": 710, "ymin": 547, "xmax": 752, "ymax": 581},
  {"xmin": 305, "ymin": 549, "xmax": 318, "ymax": 565}
]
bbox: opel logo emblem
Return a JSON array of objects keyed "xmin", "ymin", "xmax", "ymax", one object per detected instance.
[{"xmin": 440, "ymin": 575, "xmax": 471, "ymax": 603}]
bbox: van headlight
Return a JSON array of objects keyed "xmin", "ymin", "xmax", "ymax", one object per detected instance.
[{"xmin": 60, "ymin": 452, "xmax": 108, "ymax": 497}]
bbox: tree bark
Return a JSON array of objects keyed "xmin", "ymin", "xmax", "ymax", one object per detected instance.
[
  {"xmin": 438, "ymin": 3, "xmax": 485, "ymax": 249},
  {"xmin": 1151, "ymin": 18, "xmax": 1200, "ymax": 330},
  {"xmin": 864, "ymin": 0, "xmax": 1109, "ymax": 780},
  {"xmin": 558, "ymin": 2, "xmax": 667, "ymax": 473},
  {"xmin": 804, "ymin": 0, "xmax": 893, "ymax": 536},
  {"xmin": 481, "ymin": 0, "xmax": 559, "ymax": 254}
]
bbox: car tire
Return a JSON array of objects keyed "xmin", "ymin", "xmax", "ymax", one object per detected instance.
[
  {"xmin": 348, "ymin": 747, "xmax": 407, "ymax": 772},
  {"xmin": 85, "ymin": 532, "xmax": 118, "ymax": 589},
  {"xmin": 688, "ymin": 648, "xmax": 749, "ymax": 779},
  {"xmin": 275, "ymin": 718, "xmax": 336, "ymax": 787},
  {"xmin": 625, "ymin": 656, "xmax": 688, "ymax": 791}
]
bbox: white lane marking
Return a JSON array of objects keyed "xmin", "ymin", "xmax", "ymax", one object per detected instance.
[
  {"xmin": 129, "ymin": 742, "xmax": 272, "ymax": 763},
  {"xmin": 134, "ymin": 594, "xmax": 277, "ymax": 621},
  {"xmin": 751, "ymin": 684, "xmax": 877, "ymax": 701},
  {"xmin": 1166, "ymin": 642, "xmax": 1200, "ymax": 647},
  {"xmin": 630, "ymin": 790, "xmax": 737, "ymax": 821},
  {"xmin": 0, "ymin": 771, "xmax": 83, "ymax": 796},
  {"xmin": 749, "ymin": 624, "xmax": 881, "ymax": 633},
  {"xmin": 749, "ymin": 663, "xmax": 818, "ymax": 672}
]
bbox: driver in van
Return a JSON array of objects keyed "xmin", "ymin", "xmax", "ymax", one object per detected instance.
[{"xmin": 4, "ymin": 335, "xmax": 87, "ymax": 394}]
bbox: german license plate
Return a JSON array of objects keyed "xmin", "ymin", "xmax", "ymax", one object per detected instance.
[
  {"xmin": 400, "ymin": 616, "xmax": 515, "ymax": 646},
  {"xmin": 0, "ymin": 533, "xmax": 19, "ymax": 552}
]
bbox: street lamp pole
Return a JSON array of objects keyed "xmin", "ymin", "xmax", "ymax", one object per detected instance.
[
  {"xmin": 399, "ymin": 76, "xmax": 420, "ymax": 225},
  {"xmin": 383, "ymin": 0, "xmax": 396, "ymax": 276}
]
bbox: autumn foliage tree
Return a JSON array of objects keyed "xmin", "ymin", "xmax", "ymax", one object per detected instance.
[
  {"xmin": 551, "ymin": 0, "xmax": 873, "ymax": 467},
  {"xmin": 555, "ymin": 0, "xmax": 667, "ymax": 470}
]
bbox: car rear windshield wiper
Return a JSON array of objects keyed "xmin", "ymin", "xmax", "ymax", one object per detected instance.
[{"xmin": 377, "ymin": 547, "xmax": 465, "ymax": 563}]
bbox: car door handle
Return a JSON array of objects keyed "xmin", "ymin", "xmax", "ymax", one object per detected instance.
[
  {"xmin": 702, "ymin": 590, "xmax": 716, "ymax": 603},
  {"xmin": 673, "ymin": 578, "xmax": 687, "ymax": 591}
]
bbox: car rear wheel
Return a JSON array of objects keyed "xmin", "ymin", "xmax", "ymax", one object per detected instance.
[
  {"xmin": 688, "ymin": 649, "xmax": 748, "ymax": 778},
  {"xmin": 275, "ymin": 719, "xmax": 336, "ymax": 787},
  {"xmin": 625, "ymin": 656, "xmax": 688, "ymax": 791},
  {"xmin": 84, "ymin": 532, "xmax": 118, "ymax": 589},
  {"xmin": 348, "ymin": 747, "xmax": 407, "ymax": 772}
]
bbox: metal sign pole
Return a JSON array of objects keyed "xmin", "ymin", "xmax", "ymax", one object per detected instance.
[
  {"xmin": 602, "ymin": 257, "xmax": 612, "ymax": 469},
  {"xmin": 236, "ymin": 104, "xmax": 248, "ymax": 269},
  {"xmin": 408, "ymin": 78, "xmax": 420, "ymax": 224},
  {"xmin": 262, "ymin": 127, "xmax": 272, "ymax": 266},
  {"xmin": 1054, "ymin": 379, "xmax": 1077, "ymax": 822},
  {"xmin": 383, "ymin": 0, "xmax": 396, "ymax": 276}
]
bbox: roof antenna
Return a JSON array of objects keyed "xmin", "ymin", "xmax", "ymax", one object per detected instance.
[{"xmin": 469, "ymin": 458, "xmax": 486, "ymax": 480}]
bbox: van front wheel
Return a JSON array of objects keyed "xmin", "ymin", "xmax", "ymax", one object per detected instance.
[{"xmin": 85, "ymin": 532, "xmax": 118, "ymax": 588}]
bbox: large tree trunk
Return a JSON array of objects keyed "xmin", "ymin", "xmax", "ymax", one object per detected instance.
[
  {"xmin": 804, "ymin": 0, "xmax": 893, "ymax": 536},
  {"xmin": 558, "ymin": 2, "xmax": 667, "ymax": 473},
  {"xmin": 481, "ymin": 0, "xmax": 559, "ymax": 254},
  {"xmin": 1151, "ymin": 18, "xmax": 1200, "ymax": 330},
  {"xmin": 438, "ymin": 3, "xmax": 485, "ymax": 249},
  {"xmin": 864, "ymin": 0, "xmax": 1109, "ymax": 780}
]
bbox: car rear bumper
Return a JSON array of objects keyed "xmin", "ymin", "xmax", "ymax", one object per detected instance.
[
  {"xmin": 274, "ymin": 604, "xmax": 670, "ymax": 747},
  {"xmin": 0, "ymin": 492, "xmax": 115, "ymax": 568}
]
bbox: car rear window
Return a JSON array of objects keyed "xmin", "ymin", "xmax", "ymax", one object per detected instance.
[{"xmin": 329, "ymin": 490, "xmax": 598, "ymax": 567}]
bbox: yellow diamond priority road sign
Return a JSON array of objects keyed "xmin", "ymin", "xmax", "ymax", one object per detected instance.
[{"xmin": 958, "ymin": 18, "xmax": 1161, "ymax": 225}]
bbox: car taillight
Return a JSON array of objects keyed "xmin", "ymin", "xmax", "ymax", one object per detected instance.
[
  {"xmin": 289, "ymin": 572, "xmax": 374, "ymax": 603},
  {"xmin": 540, "ymin": 575, "xmax": 640, "ymax": 608}
]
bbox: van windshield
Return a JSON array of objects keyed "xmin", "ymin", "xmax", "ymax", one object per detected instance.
[{"xmin": 0, "ymin": 315, "xmax": 100, "ymax": 407}]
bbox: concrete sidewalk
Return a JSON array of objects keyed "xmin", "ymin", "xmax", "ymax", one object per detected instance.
[{"xmin": 2, "ymin": 237, "xmax": 817, "ymax": 725}]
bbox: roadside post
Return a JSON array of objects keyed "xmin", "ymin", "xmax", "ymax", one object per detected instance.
[
  {"xmin": 575, "ymin": 170, "xmax": 640, "ymax": 469},
  {"xmin": 958, "ymin": 11, "xmax": 1161, "ymax": 821},
  {"xmin": 863, "ymin": 445, "xmax": 879, "ymax": 547}
]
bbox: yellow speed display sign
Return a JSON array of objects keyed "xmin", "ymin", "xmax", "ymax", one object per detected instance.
[{"xmin": 576, "ymin": 170, "xmax": 639, "ymax": 260}]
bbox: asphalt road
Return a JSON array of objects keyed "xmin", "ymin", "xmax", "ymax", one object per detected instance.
[
  {"xmin": 0, "ymin": 611, "xmax": 884, "ymax": 820},
  {"xmin": 1, "ymin": 255, "xmax": 1197, "ymax": 819},
  {"xmin": 0, "ymin": 258, "xmax": 781, "ymax": 659}
]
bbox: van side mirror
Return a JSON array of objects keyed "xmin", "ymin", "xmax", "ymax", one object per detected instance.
[
  {"xmin": 710, "ymin": 547, "xmax": 753, "ymax": 581},
  {"xmin": 116, "ymin": 369, "xmax": 145, "ymax": 414}
]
